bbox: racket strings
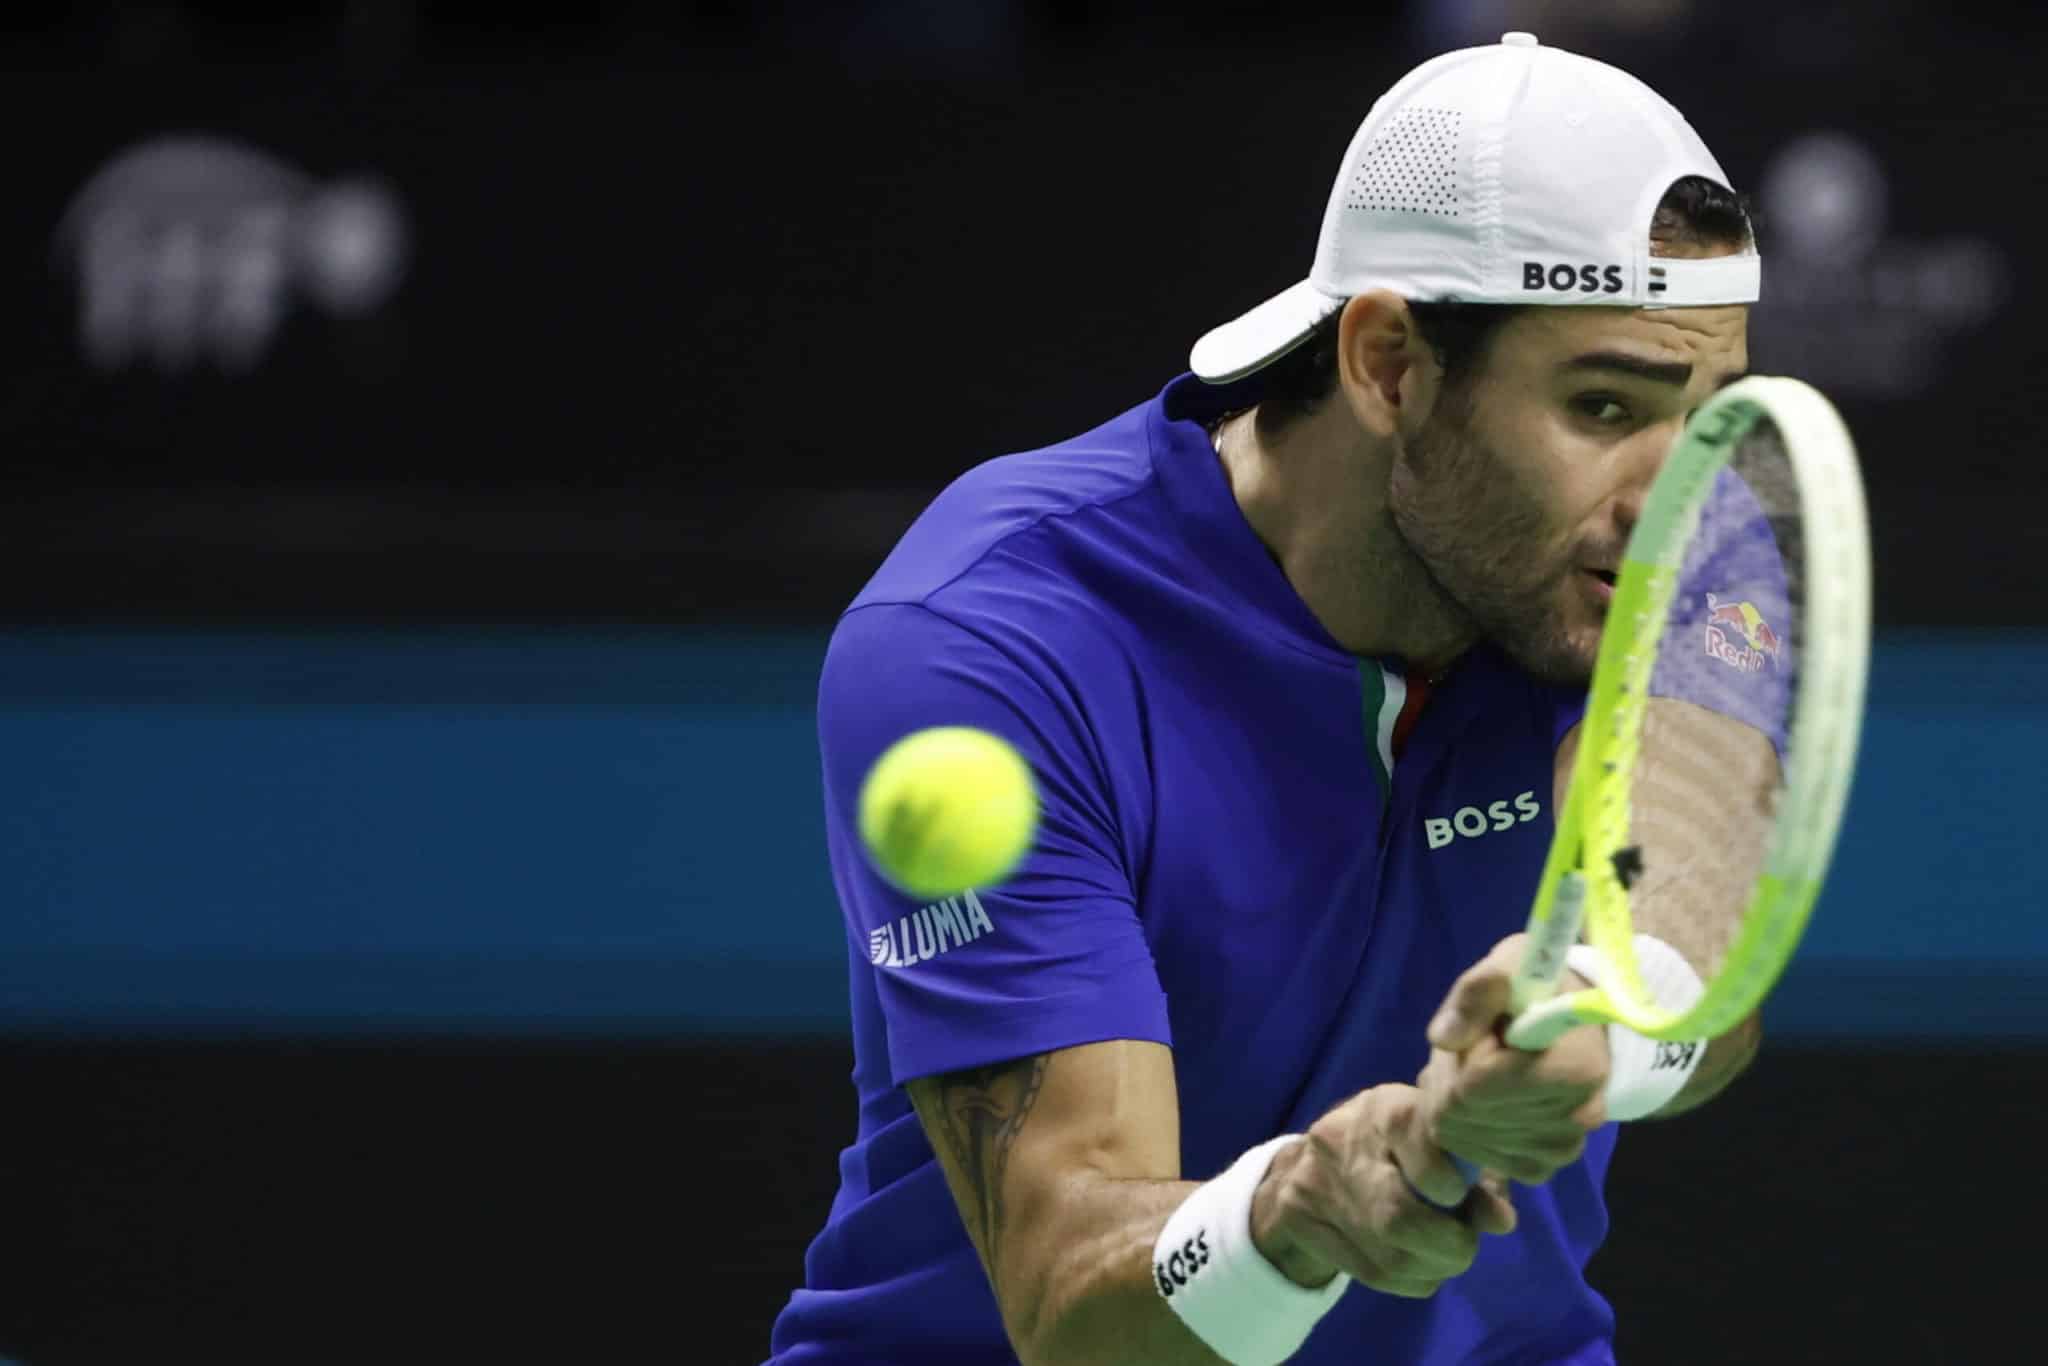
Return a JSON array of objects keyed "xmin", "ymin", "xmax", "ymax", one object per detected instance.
[{"xmin": 1625, "ymin": 709, "xmax": 1781, "ymax": 982}]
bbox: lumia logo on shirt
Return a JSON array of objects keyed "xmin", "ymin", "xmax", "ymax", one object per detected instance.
[
  {"xmin": 1424, "ymin": 791, "xmax": 1542, "ymax": 849},
  {"xmin": 868, "ymin": 889, "xmax": 997, "ymax": 969}
]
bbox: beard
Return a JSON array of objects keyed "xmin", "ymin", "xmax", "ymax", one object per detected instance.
[{"xmin": 1385, "ymin": 393, "xmax": 1602, "ymax": 687}]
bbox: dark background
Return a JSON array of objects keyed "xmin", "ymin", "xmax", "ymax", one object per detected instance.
[
  {"xmin": 2, "ymin": 3, "xmax": 2042, "ymax": 1363},
  {"xmin": 3, "ymin": 0, "xmax": 2043, "ymax": 627}
]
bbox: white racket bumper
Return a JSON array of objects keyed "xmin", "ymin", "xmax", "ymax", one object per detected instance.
[{"xmin": 1503, "ymin": 989, "xmax": 1605, "ymax": 1050}]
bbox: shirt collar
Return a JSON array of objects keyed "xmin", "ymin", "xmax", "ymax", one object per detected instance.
[{"xmin": 1148, "ymin": 372, "xmax": 1353, "ymax": 662}]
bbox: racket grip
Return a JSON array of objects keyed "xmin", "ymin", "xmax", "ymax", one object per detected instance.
[{"xmin": 1405, "ymin": 1154, "xmax": 1484, "ymax": 1213}]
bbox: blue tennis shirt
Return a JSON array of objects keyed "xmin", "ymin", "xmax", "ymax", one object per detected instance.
[{"xmin": 768, "ymin": 373, "xmax": 1787, "ymax": 1365}]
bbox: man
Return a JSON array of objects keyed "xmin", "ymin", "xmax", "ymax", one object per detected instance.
[{"xmin": 769, "ymin": 31, "xmax": 1763, "ymax": 1366}]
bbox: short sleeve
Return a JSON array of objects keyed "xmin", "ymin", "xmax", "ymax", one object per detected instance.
[
  {"xmin": 817, "ymin": 600, "xmax": 1170, "ymax": 1087},
  {"xmin": 1649, "ymin": 465, "xmax": 1796, "ymax": 755}
]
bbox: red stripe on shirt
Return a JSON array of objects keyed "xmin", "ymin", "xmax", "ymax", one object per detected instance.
[{"xmin": 1391, "ymin": 668, "xmax": 1433, "ymax": 760}]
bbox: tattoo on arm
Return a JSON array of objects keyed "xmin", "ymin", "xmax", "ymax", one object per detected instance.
[{"xmin": 914, "ymin": 1053, "xmax": 1050, "ymax": 1282}]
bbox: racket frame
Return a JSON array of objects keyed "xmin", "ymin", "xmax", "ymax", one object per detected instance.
[{"xmin": 1502, "ymin": 376, "xmax": 1873, "ymax": 1050}]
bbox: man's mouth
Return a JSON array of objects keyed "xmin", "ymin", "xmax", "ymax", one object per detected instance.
[{"xmin": 1581, "ymin": 568, "xmax": 1617, "ymax": 603}]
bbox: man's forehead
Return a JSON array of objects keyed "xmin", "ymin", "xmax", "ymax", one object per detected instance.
[{"xmin": 1508, "ymin": 302, "xmax": 1750, "ymax": 373}]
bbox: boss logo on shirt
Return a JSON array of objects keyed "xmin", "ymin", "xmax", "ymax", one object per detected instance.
[
  {"xmin": 868, "ymin": 889, "xmax": 997, "ymax": 969},
  {"xmin": 1424, "ymin": 790, "xmax": 1542, "ymax": 849},
  {"xmin": 1522, "ymin": 261, "xmax": 1625, "ymax": 294},
  {"xmin": 1153, "ymin": 1229, "xmax": 1212, "ymax": 1298}
]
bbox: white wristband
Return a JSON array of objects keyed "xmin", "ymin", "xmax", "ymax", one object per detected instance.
[
  {"xmin": 1153, "ymin": 1135, "xmax": 1349, "ymax": 1365},
  {"xmin": 1565, "ymin": 935, "xmax": 1707, "ymax": 1121}
]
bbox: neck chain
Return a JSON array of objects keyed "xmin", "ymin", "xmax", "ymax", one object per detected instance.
[{"xmin": 1208, "ymin": 407, "xmax": 1250, "ymax": 455}]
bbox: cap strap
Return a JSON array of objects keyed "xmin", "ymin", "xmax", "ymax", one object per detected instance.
[{"xmin": 1642, "ymin": 253, "xmax": 1761, "ymax": 308}]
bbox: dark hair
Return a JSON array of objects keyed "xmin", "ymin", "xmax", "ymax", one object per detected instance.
[{"xmin": 1252, "ymin": 175, "xmax": 1756, "ymax": 432}]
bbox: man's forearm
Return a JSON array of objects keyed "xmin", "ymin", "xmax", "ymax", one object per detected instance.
[
  {"xmin": 1623, "ymin": 884, "xmax": 1766, "ymax": 1118},
  {"xmin": 1020, "ymin": 1153, "xmax": 1351, "ymax": 1366},
  {"xmin": 1014, "ymin": 1174, "xmax": 1227, "ymax": 1366},
  {"xmin": 1652, "ymin": 1009, "xmax": 1762, "ymax": 1118},
  {"xmin": 910, "ymin": 1061, "xmax": 1230, "ymax": 1366}
]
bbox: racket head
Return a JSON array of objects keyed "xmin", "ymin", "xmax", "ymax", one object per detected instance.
[{"xmin": 1513, "ymin": 375, "xmax": 1872, "ymax": 1046}]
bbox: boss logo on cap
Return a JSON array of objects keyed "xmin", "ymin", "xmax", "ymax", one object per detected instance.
[{"xmin": 1522, "ymin": 262, "xmax": 1625, "ymax": 294}]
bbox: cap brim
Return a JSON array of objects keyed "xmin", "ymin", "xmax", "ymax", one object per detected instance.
[{"xmin": 1188, "ymin": 280, "xmax": 1344, "ymax": 384}]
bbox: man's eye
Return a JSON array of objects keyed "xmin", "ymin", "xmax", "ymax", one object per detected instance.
[{"xmin": 1572, "ymin": 395, "xmax": 1631, "ymax": 424}]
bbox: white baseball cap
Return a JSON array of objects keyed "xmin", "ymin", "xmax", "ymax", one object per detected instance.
[{"xmin": 1190, "ymin": 31, "xmax": 1761, "ymax": 384}]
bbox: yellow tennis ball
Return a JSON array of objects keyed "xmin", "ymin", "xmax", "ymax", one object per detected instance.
[{"xmin": 859, "ymin": 726, "xmax": 1040, "ymax": 900}]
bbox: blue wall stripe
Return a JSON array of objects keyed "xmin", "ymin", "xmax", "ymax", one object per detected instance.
[{"xmin": 1, "ymin": 630, "xmax": 2041, "ymax": 1037}]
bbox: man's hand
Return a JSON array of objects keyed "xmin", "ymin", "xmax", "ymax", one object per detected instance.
[
  {"xmin": 1248, "ymin": 1083, "xmax": 1518, "ymax": 1300},
  {"xmin": 1417, "ymin": 933, "xmax": 1610, "ymax": 1185}
]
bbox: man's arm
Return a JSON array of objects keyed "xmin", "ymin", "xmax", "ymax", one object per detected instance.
[
  {"xmin": 907, "ymin": 1040, "xmax": 1206, "ymax": 1365},
  {"xmin": 1419, "ymin": 704, "xmax": 1779, "ymax": 1172},
  {"xmin": 906, "ymin": 1039, "xmax": 1514, "ymax": 1366}
]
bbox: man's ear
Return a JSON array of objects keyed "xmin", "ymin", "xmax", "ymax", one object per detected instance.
[{"xmin": 1335, "ymin": 290, "xmax": 1439, "ymax": 439}]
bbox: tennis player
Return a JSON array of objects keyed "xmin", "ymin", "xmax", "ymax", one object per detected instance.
[{"xmin": 769, "ymin": 32, "xmax": 1767, "ymax": 1366}]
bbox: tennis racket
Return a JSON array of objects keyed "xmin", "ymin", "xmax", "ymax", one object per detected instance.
[{"xmin": 1450, "ymin": 374, "xmax": 1871, "ymax": 1180}]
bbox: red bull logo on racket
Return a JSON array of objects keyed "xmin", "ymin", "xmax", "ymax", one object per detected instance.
[{"xmin": 1704, "ymin": 593, "xmax": 1782, "ymax": 673}]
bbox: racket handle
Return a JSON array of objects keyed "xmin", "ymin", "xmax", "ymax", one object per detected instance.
[
  {"xmin": 1509, "ymin": 870, "xmax": 1587, "ymax": 1017},
  {"xmin": 1407, "ymin": 872, "xmax": 1587, "ymax": 1214},
  {"xmin": 1405, "ymin": 1154, "xmax": 1484, "ymax": 1213}
]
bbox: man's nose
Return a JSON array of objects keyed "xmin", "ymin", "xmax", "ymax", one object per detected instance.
[{"xmin": 1611, "ymin": 417, "xmax": 1686, "ymax": 534}]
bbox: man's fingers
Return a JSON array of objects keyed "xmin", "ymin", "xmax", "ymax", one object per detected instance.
[
  {"xmin": 1291, "ymin": 1192, "xmax": 1474, "ymax": 1295},
  {"xmin": 1440, "ymin": 1129, "xmax": 1585, "ymax": 1188},
  {"xmin": 1392, "ymin": 1138, "xmax": 1472, "ymax": 1211},
  {"xmin": 1434, "ymin": 1023, "xmax": 1610, "ymax": 1112},
  {"xmin": 1371, "ymin": 1273, "xmax": 1453, "ymax": 1300},
  {"xmin": 1462, "ymin": 1175, "xmax": 1518, "ymax": 1236},
  {"xmin": 1427, "ymin": 959, "xmax": 1515, "ymax": 1052},
  {"xmin": 1379, "ymin": 1200, "xmax": 1481, "ymax": 1282},
  {"xmin": 1435, "ymin": 1095, "xmax": 1600, "ymax": 1186},
  {"xmin": 1387, "ymin": 1089, "xmax": 1472, "ymax": 1209},
  {"xmin": 1540, "ymin": 1022, "xmax": 1612, "ymax": 1096}
]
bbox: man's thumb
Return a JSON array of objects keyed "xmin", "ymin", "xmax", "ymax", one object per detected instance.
[{"xmin": 1428, "ymin": 966, "xmax": 1512, "ymax": 1052}]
